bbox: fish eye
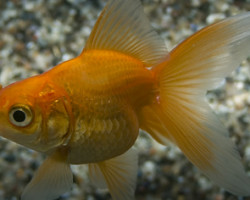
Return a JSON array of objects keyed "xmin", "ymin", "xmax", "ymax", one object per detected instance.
[{"xmin": 9, "ymin": 105, "xmax": 33, "ymax": 127}]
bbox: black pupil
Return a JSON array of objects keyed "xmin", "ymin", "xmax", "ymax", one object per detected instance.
[{"xmin": 13, "ymin": 110, "xmax": 26, "ymax": 122}]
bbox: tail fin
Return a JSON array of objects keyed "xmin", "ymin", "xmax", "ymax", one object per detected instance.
[{"xmin": 139, "ymin": 13, "xmax": 250, "ymax": 195}]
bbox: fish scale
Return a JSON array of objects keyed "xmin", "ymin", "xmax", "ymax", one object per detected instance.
[
  {"xmin": 68, "ymin": 112, "xmax": 134, "ymax": 164},
  {"xmin": 48, "ymin": 50, "xmax": 157, "ymax": 107}
]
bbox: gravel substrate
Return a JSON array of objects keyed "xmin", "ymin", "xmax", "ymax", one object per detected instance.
[{"xmin": 0, "ymin": 0, "xmax": 250, "ymax": 200}]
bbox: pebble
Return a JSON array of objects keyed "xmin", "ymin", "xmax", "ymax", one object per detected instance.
[
  {"xmin": 141, "ymin": 161, "xmax": 156, "ymax": 181},
  {"xmin": 206, "ymin": 13, "xmax": 226, "ymax": 24}
]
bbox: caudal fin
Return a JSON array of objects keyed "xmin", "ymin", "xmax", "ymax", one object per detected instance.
[{"xmin": 139, "ymin": 13, "xmax": 250, "ymax": 195}]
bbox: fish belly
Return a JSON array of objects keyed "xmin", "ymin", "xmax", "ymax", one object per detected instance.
[{"xmin": 68, "ymin": 102, "xmax": 139, "ymax": 164}]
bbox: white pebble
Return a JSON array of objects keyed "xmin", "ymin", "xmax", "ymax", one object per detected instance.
[
  {"xmin": 206, "ymin": 13, "xmax": 225, "ymax": 24},
  {"xmin": 191, "ymin": 0, "xmax": 201, "ymax": 7},
  {"xmin": 0, "ymin": 67, "xmax": 13, "ymax": 86},
  {"xmin": 142, "ymin": 161, "xmax": 156, "ymax": 181},
  {"xmin": 198, "ymin": 176, "xmax": 212, "ymax": 191},
  {"xmin": 24, "ymin": 2, "xmax": 35, "ymax": 11},
  {"xmin": 215, "ymin": 1, "xmax": 229, "ymax": 12},
  {"xmin": 217, "ymin": 104, "xmax": 229, "ymax": 114},
  {"xmin": 62, "ymin": 54, "xmax": 73, "ymax": 61},
  {"xmin": 235, "ymin": 82, "xmax": 244, "ymax": 90},
  {"xmin": 233, "ymin": 95, "xmax": 244, "ymax": 108}
]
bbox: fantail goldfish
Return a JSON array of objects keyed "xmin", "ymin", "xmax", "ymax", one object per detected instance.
[{"xmin": 0, "ymin": 0, "xmax": 250, "ymax": 199}]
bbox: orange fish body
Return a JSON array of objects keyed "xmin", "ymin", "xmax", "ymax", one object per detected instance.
[
  {"xmin": 0, "ymin": 0, "xmax": 250, "ymax": 199},
  {"xmin": 47, "ymin": 50, "xmax": 157, "ymax": 163}
]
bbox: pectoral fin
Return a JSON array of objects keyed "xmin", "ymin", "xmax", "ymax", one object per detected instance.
[
  {"xmin": 89, "ymin": 148, "xmax": 138, "ymax": 200},
  {"xmin": 21, "ymin": 150, "xmax": 73, "ymax": 200}
]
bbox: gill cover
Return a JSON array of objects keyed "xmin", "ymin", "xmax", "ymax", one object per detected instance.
[{"xmin": 35, "ymin": 83, "xmax": 72, "ymax": 152}]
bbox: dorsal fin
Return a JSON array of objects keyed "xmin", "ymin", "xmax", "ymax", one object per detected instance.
[{"xmin": 83, "ymin": 0, "xmax": 168, "ymax": 67}]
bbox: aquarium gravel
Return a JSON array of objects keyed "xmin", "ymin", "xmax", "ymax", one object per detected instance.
[{"xmin": 0, "ymin": 0, "xmax": 250, "ymax": 199}]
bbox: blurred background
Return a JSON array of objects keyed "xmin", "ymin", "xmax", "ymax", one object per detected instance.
[{"xmin": 0, "ymin": 0, "xmax": 250, "ymax": 199}]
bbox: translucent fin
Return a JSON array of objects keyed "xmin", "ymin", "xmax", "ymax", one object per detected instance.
[
  {"xmin": 84, "ymin": 0, "xmax": 167, "ymax": 67},
  {"xmin": 154, "ymin": 12, "xmax": 250, "ymax": 92},
  {"xmin": 138, "ymin": 105, "xmax": 173, "ymax": 146},
  {"xmin": 89, "ymin": 148, "xmax": 138, "ymax": 200},
  {"xmin": 143, "ymin": 102, "xmax": 250, "ymax": 195},
  {"xmin": 89, "ymin": 162, "xmax": 107, "ymax": 189},
  {"xmin": 143, "ymin": 13, "xmax": 250, "ymax": 196},
  {"xmin": 21, "ymin": 150, "xmax": 73, "ymax": 200}
]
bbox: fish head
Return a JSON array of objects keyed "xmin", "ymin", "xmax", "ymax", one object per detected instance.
[{"xmin": 0, "ymin": 75, "xmax": 72, "ymax": 153}]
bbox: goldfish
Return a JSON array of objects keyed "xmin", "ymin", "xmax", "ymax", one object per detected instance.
[{"xmin": 0, "ymin": 0, "xmax": 250, "ymax": 199}]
